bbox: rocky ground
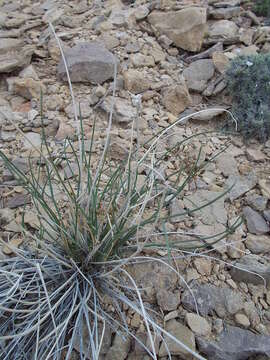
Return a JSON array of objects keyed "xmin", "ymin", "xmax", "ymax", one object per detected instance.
[{"xmin": 1, "ymin": 0, "xmax": 270, "ymax": 359}]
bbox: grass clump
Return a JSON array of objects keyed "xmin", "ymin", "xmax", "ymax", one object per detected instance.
[
  {"xmin": 253, "ymin": 0, "xmax": 270, "ymax": 17},
  {"xmin": 0, "ymin": 25, "xmax": 240, "ymax": 360},
  {"xmin": 226, "ymin": 53, "xmax": 270, "ymax": 142}
]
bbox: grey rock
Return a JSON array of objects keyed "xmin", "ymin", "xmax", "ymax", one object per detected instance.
[
  {"xmin": 190, "ymin": 108, "xmax": 226, "ymax": 122},
  {"xmin": 0, "ymin": 38, "xmax": 23, "ymax": 55},
  {"xmin": 23, "ymin": 132, "xmax": 42, "ymax": 149},
  {"xmin": 245, "ymin": 234, "xmax": 270, "ymax": 254},
  {"xmin": 209, "ymin": 7, "xmax": 242, "ymax": 20},
  {"xmin": 197, "ymin": 325, "xmax": 270, "ymax": 360},
  {"xmin": 100, "ymin": 96, "xmax": 137, "ymax": 123},
  {"xmin": 183, "ymin": 190, "xmax": 227, "ymax": 226},
  {"xmin": 74, "ymin": 322, "xmax": 112, "ymax": 358},
  {"xmin": 169, "ymin": 199, "xmax": 185, "ymax": 223},
  {"xmin": 208, "ymin": 20, "xmax": 239, "ymax": 41},
  {"xmin": 65, "ymin": 100, "xmax": 92, "ymax": 119},
  {"xmin": 156, "ymin": 289, "xmax": 180, "ymax": 311},
  {"xmin": 243, "ymin": 206, "xmax": 269, "ymax": 235},
  {"xmin": 215, "ymin": 153, "xmax": 238, "ymax": 177},
  {"xmin": 246, "ymin": 194, "xmax": 268, "ymax": 212},
  {"xmin": 5, "ymin": 194, "xmax": 31, "ymax": 209},
  {"xmin": 105, "ymin": 333, "xmax": 131, "ymax": 360},
  {"xmin": 226, "ymin": 173, "xmax": 257, "ymax": 201},
  {"xmin": 212, "ymin": 0, "xmax": 241, "ymax": 7},
  {"xmin": 182, "ymin": 283, "xmax": 244, "ymax": 317},
  {"xmin": 230, "ymin": 255, "xmax": 270, "ymax": 286},
  {"xmin": 0, "ymin": 44, "xmax": 34, "ymax": 73},
  {"xmin": 263, "ymin": 209, "xmax": 270, "ymax": 222},
  {"xmin": 3, "ymin": 157, "xmax": 29, "ymax": 182},
  {"xmin": 58, "ymin": 42, "xmax": 118, "ymax": 84},
  {"xmin": 183, "ymin": 59, "xmax": 215, "ymax": 92}
]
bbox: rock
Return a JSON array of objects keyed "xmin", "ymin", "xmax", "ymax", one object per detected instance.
[
  {"xmin": 246, "ymin": 193, "xmax": 268, "ymax": 212},
  {"xmin": 135, "ymin": 6, "xmax": 150, "ymax": 21},
  {"xmin": 208, "ymin": 20, "xmax": 238, "ymax": 42},
  {"xmin": 5, "ymin": 194, "xmax": 31, "ymax": 209},
  {"xmin": 7, "ymin": 78, "xmax": 46, "ymax": 100},
  {"xmin": 245, "ymin": 234, "xmax": 270, "ymax": 254},
  {"xmin": 0, "ymin": 38, "xmax": 23, "ymax": 54},
  {"xmin": 123, "ymin": 69, "xmax": 150, "ymax": 94},
  {"xmin": 209, "ymin": 7, "xmax": 242, "ymax": 20},
  {"xmin": 194, "ymin": 258, "xmax": 212, "ymax": 276},
  {"xmin": 234, "ymin": 313, "xmax": 250, "ymax": 328},
  {"xmin": 243, "ymin": 206, "xmax": 269, "ymax": 235},
  {"xmin": 230, "ymin": 255, "xmax": 270, "ymax": 286},
  {"xmin": 57, "ymin": 42, "xmax": 118, "ymax": 84},
  {"xmin": 159, "ymin": 319, "xmax": 196, "ymax": 358},
  {"xmin": 190, "ymin": 108, "xmax": 226, "ymax": 122},
  {"xmin": 183, "ymin": 59, "xmax": 215, "ymax": 92},
  {"xmin": 183, "ymin": 190, "xmax": 227, "ymax": 226},
  {"xmin": 0, "ymin": 44, "xmax": 34, "ymax": 73},
  {"xmin": 3, "ymin": 157, "xmax": 29, "ymax": 181},
  {"xmin": 263, "ymin": 210, "xmax": 270, "ymax": 222},
  {"xmin": 19, "ymin": 65, "xmax": 39, "ymax": 80},
  {"xmin": 23, "ymin": 132, "xmax": 42, "ymax": 149},
  {"xmin": 0, "ymin": 208, "xmax": 14, "ymax": 226},
  {"xmin": 197, "ymin": 325, "xmax": 270, "ymax": 360},
  {"xmin": 156, "ymin": 289, "xmax": 180, "ymax": 311},
  {"xmin": 246, "ymin": 148, "xmax": 265, "ymax": 162},
  {"xmin": 182, "ymin": 283, "xmax": 244, "ymax": 317},
  {"xmin": 148, "ymin": 7, "xmax": 207, "ymax": 52},
  {"xmin": 2, "ymin": 237, "xmax": 23, "ymax": 255},
  {"xmin": 259, "ymin": 179, "xmax": 270, "ymax": 199},
  {"xmin": 162, "ymin": 83, "xmax": 192, "ymax": 116},
  {"xmin": 212, "ymin": 51, "xmax": 230, "ymax": 73},
  {"xmin": 215, "ymin": 153, "xmax": 238, "ymax": 177},
  {"xmin": 48, "ymin": 38, "xmax": 69, "ymax": 62},
  {"xmin": 65, "ymin": 100, "xmax": 92, "ymax": 119},
  {"xmin": 226, "ymin": 173, "xmax": 257, "ymax": 201},
  {"xmin": 185, "ymin": 313, "xmax": 211, "ymax": 336},
  {"xmin": 130, "ymin": 53, "xmax": 155, "ymax": 67},
  {"xmin": 74, "ymin": 322, "xmax": 112, "ymax": 358},
  {"xmin": 169, "ymin": 199, "xmax": 185, "ymax": 223},
  {"xmin": 100, "ymin": 96, "xmax": 137, "ymax": 123},
  {"xmin": 105, "ymin": 333, "xmax": 130, "ymax": 360}
]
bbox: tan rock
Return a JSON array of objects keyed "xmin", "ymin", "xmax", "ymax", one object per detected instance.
[
  {"xmin": 123, "ymin": 69, "xmax": 150, "ymax": 94},
  {"xmin": 186, "ymin": 313, "xmax": 212, "ymax": 336},
  {"xmin": 3, "ymin": 238, "xmax": 23, "ymax": 255},
  {"xmin": 162, "ymin": 83, "xmax": 192, "ymax": 116},
  {"xmin": 212, "ymin": 51, "xmax": 230, "ymax": 73},
  {"xmin": 148, "ymin": 7, "xmax": 207, "ymax": 52},
  {"xmin": 234, "ymin": 313, "xmax": 250, "ymax": 328},
  {"xmin": 9, "ymin": 78, "xmax": 46, "ymax": 100},
  {"xmin": 159, "ymin": 319, "xmax": 195, "ymax": 358}
]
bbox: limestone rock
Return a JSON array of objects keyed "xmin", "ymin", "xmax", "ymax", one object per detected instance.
[
  {"xmin": 159, "ymin": 319, "xmax": 196, "ymax": 358},
  {"xmin": 105, "ymin": 333, "xmax": 131, "ymax": 360},
  {"xmin": 245, "ymin": 234, "xmax": 270, "ymax": 254},
  {"xmin": 212, "ymin": 51, "xmax": 230, "ymax": 73},
  {"xmin": 183, "ymin": 59, "xmax": 215, "ymax": 92},
  {"xmin": 58, "ymin": 42, "xmax": 118, "ymax": 84},
  {"xmin": 148, "ymin": 7, "xmax": 207, "ymax": 52},
  {"xmin": 197, "ymin": 325, "xmax": 270, "ymax": 360},
  {"xmin": 243, "ymin": 206, "xmax": 269, "ymax": 235},
  {"xmin": 162, "ymin": 83, "xmax": 192, "ymax": 116}
]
